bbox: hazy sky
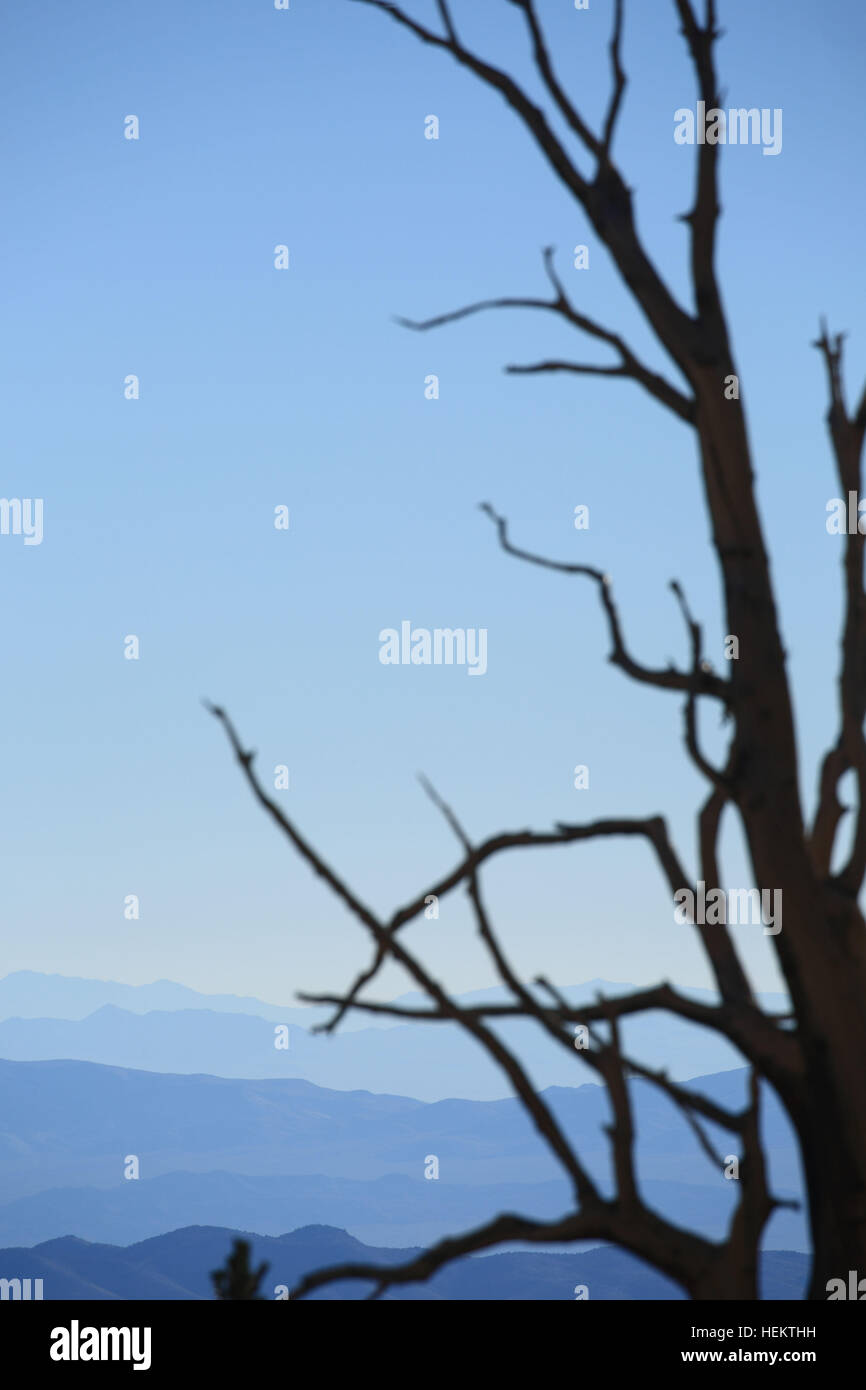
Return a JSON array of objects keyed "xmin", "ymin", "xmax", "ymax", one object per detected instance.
[{"xmin": 2, "ymin": 0, "xmax": 864, "ymax": 1007}]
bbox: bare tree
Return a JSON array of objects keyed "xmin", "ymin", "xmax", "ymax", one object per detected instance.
[{"xmin": 210, "ymin": 0, "xmax": 866, "ymax": 1300}]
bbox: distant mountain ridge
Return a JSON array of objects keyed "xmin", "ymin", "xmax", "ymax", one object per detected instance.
[
  {"xmin": 0, "ymin": 970, "xmax": 322, "ymax": 1026},
  {"xmin": 0, "ymin": 973, "xmax": 791, "ymax": 1099},
  {"xmin": 0, "ymin": 1167, "xmax": 808, "ymax": 1253}
]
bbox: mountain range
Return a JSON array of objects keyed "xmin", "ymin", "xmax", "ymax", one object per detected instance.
[
  {"xmin": 0, "ymin": 1224, "xmax": 810, "ymax": 1300},
  {"xmin": 0, "ymin": 1168, "xmax": 807, "ymax": 1254},
  {"xmin": 0, "ymin": 1057, "xmax": 804, "ymax": 1251},
  {"xmin": 0, "ymin": 973, "xmax": 807, "ymax": 1297},
  {"xmin": 0, "ymin": 972, "xmax": 791, "ymax": 1100}
]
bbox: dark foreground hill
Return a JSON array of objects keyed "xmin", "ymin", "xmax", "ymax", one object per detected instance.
[{"xmin": 0, "ymin": 1224, "xmax": 809, "ymax": 1300}]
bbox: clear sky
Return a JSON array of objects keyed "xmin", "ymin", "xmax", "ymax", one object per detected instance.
[{"xmin": 1, "ymin": 0, "xmax": 864, "ymax": 1007}]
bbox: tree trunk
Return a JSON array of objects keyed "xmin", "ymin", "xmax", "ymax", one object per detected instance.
[{"xmin": 694, "ymin": 367, "xmax": 866, "ymax": 1299}]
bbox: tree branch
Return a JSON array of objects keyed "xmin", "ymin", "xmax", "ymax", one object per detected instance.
[
  {"xmin": 673, "ymin": 0, "xmax": 724, "ymax": 327},
  {"xmin": 810, "ymin": 324, "xmax": 866, "ymax": 892},
  {"xmin": 669, "ymin": 578, "xmax": 733, "ymax": 787},
  {"xmin": 601, "ymin": 0, "xmax": 627, "ymax": 159},
  {"xmin": 208, "ymin": 703, "xmax": 599, "ymax": 1204},
  {"xmin": 506, "ymin": 0, "xmax": 601, "ymax": 158},
  {"xmin": 697, "ymin": 785, "xmax": 754, "ymax": 1008},
  {"xmin": 288, "ymin": 1201, "xmax": 720, "ymax": 1300},
  {"xmin": 208, "ymin": 709, "xmax": 798, "ymax": 1089},
  {"xmin": 481, "ymin": 503, "xmax": 730, "ymax": 701},
  {"xmin": 352, "ymin": 0, "xmax": 698, "ymax": 373},
  {"xmin": 397, "ymin": 246, "xmax": 696, "ymax": 424}
]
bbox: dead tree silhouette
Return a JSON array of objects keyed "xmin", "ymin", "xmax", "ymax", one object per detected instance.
[{"xmin": 210, "ymin": 0, "xmax": 866, "ymax": 1300}]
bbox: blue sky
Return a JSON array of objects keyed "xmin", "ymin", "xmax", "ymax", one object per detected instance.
[{"xmin": 1, "ymin": 0, "xmax": 864, "ymax": 1006}]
